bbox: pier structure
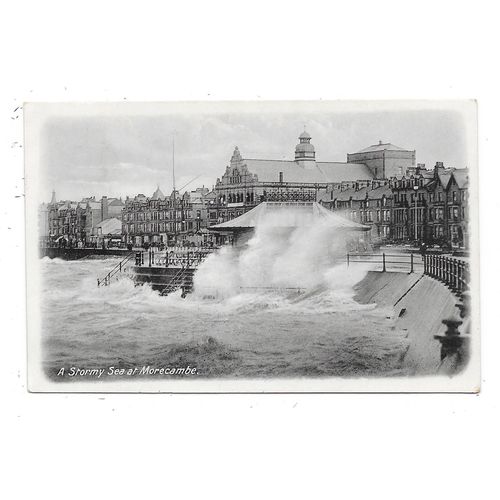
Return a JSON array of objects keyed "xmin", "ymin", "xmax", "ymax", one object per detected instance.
[{"xmin": 128, "ymin": 246, "xmax": 220, "ymax": 295}]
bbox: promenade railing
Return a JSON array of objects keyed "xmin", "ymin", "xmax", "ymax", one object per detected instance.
[
  {"xmin": 346, "ymin": 252, "xmax": 420, "ymax": 273},
  {"xmin": 423, "ymin": 253, "xmax": 469, "ymax": 295},
  {"xmin": 134, "ymin": 246, "xmax": 221, "ymax": 269},
  {"xmin": 97, "ymin": 252, "xmax": 135, "ymax": 286}
]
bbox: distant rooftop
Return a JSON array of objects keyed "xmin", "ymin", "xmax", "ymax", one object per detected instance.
[
  {"xmin": 354, "ymin": 141, "xmax": 410, "ymax": 154},
  {"xmin": 241, "ymin": 158, "xmax": 374, "ymax": 183}
]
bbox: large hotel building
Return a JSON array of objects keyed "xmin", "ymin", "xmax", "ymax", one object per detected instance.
[{"xmin": 214, "ymin": 131, "xmax": 416, "ymax": 221}]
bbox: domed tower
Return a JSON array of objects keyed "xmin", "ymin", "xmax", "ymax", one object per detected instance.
[{"xmin": 295, "ymin": 130, "xmax": 316, "ymax": 168}]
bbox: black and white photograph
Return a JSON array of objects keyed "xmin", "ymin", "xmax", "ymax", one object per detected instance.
[
  {"xmin": 5, "ymin": 2, "xmax": 500, "ymax": 499},
  {"xmin": 25, "ymin": 101, "xmax": 479, "ymax": 392}
]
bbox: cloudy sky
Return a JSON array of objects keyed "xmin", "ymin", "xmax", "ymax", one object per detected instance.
[{"xmin": 35, "ymin": 101, "xmax": 475, "ymax": 203}]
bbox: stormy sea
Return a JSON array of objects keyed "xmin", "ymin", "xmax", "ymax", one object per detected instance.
[{"xmin": 40, "ymin": 220, "xmax": 411, "ymax": 381}]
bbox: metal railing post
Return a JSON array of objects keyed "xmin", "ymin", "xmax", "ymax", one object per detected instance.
[
  {"xmin": 464, "ymin": 262, "xmax": 469, "ymax": 291},
  {"xmin": 410, "ymin": 253, "xmax": 414, "ymax": 273},
  {"xmin": 382, "ymin": 252, "xmax": 386, "ymax": 272},
  {"xmin": 453, "ymin": 260, "xmax": 458, "ymax": 291}
]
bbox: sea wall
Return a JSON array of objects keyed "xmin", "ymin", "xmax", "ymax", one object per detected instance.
[
  {"xmin": 354, "ymin": 271, "xmax": 460, "ymax": 375},
  {"xmin": 41, "ymin": 247, "xmax": 130, "ymax": 260}
]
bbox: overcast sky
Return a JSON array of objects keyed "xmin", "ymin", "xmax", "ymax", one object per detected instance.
[{"xmin": 37, "ymin": 102, "xmax": 474, "ymax": 203}]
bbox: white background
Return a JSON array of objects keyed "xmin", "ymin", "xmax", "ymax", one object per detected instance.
[{"xmin": 1, "ymin": 1, "xmax": 499, "ymax": 499}]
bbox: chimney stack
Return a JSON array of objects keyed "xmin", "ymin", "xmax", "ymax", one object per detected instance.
[{"xmin": 101, "ymin": 196, "xmax": 108, "ymax": 221}]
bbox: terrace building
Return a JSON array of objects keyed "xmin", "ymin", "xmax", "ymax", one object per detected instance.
[
  {"xmin": 426, "ymin": 163, "xmax": 469, "ymax": 248},
  {"xmin": 44, "ymin": 191, "xmax": 86, "ymax": 245},
  {"xmin": 319, "ymin": 180, "xmax": 393, "ymax": 244},
  {"xmin": 122, "ymin": 186, "xmax": 219, "ymax": 247},
  {"xmin": 41, "ymin": 192, "xmax": 125, "ymax": 246},
  {"xmin": 390, "ymin": 165, "xmax": 434, "ymax": 241},
  {"xmin": 320, "ymin": 162, "xmax": 469, "ymax": 249}
]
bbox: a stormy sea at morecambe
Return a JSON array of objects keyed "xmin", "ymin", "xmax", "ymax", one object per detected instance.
[
  {"xmin": 41, "ymin": 217, "xmax": 416, "ymax": 381},
  {"xmin": 40, "ymin": 259, "xmax": 410, "ymax": 382}
]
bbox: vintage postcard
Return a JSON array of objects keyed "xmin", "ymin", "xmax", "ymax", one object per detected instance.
[{"xmin": 25, "ymin": 101, "xmax": 480, "ymax": 392}]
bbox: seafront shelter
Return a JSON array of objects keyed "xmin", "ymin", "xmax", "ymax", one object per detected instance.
[{"xmin": 209, "ymin": 201, "xmax": 370, "ymax": 247}]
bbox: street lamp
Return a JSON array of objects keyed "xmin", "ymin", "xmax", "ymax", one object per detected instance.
[{"xmin": 413, "ymin": 184, "xmax": 419, "ymax": 242}]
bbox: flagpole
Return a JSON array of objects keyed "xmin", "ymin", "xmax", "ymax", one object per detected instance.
[{"xmin": 172, "ymin": 133, "xmax": 177, "ymax": 246}]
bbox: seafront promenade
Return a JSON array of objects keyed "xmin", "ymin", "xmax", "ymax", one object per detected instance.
[
  {"xmin": 40, "ymin": 246, "xmax": 131, "ymax": 260},
  {"xmin": 39, "ymin": 244, "xmax": 218, "ymax": 261}
]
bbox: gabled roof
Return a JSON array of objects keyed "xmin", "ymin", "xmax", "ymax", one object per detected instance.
[
  {"xmin": 151, "ymin": 186, "xmax": 166, "ymax": 200},
  {"xmin": 420, "ymin": 169, "xmax": 435, "ymax": 179},
  {"xmin": 367, "ymin": 184, "xmax": 392, "ymax": 200},
  {"xmin": 437, "ymin": 171, "xmax": 453, "ymax": 189},
  {"xmin": 452, "ymin": 168, "xmax": 469, "ymax": 189},
  {"xmin": 354, "ymin": 142, "xmax": 409, "ymax": 154},
  {"xmin": 210, "ymin": 202, "xmax": 370, "ymax": 232},
  {"xmin": 242, "ymin": 158, "xmax": 373, "ymax": 184}
]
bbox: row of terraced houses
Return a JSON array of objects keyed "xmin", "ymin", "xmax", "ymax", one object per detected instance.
[{"xmin": 40, "ymin": 131, "xmax": 469, "ymax": 249}]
